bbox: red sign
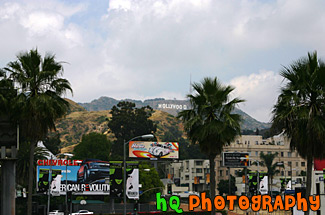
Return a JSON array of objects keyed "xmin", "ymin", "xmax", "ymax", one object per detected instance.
[{"xmin": 37, "ymin": 159, "xmax": 82, "ymax": 166}]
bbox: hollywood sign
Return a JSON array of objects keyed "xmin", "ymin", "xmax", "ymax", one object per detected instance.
[{"xmin": 158, "ymin": 104, "xmax": 188, "ymax": 110}]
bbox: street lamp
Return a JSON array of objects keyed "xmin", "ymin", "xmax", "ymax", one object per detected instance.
[{"xmin": 124, "ymin": 134, "xmax": 155, "ymax": 215}]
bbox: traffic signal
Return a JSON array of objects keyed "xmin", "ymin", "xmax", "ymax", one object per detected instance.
[
  {"xmin": 67, "ymin": 191, "xmax": 72, "ymax": 203},
  {"xmin": 133, "ymin": 202, "xmax": 139, "ymax": 212},
  {"xmin": 167, "ymin": 184, "xmax": 172, "ymax": 195}
]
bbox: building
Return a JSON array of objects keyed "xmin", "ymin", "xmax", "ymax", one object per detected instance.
[
  {"xmin": 216, "ymin": 134, "xmax": 307, "ymax": 185},
  {"xmin": 167, "ymin": 134, "xmax": 307, "ymax": 194},
  {"xmin": 166, "ymin": 159, "xmax": 210, "ymax": 192}
]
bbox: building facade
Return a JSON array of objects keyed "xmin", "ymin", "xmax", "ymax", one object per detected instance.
[
  {"xmin": 167, "ymin": 134, "xmax": 307, "ymax": 194},
  {"xmin": 216, "ymin": 134, "xmax": 307, "ymax": 184}
]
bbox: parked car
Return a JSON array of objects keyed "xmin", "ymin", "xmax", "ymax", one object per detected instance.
[
  {"xmin": 77, "ymin": 159, "xmax": 110, "ymax": 183},
  {"xmin": 148, "ymin": 143, "xmax": 171, "ymax": 157},
  {"xmin": 70, "ymin": 210, "xmax": 94, "ymax": 215},
  {"xmin": 49, "ymin": 210, "xmax": 64, "ymax": 215}
]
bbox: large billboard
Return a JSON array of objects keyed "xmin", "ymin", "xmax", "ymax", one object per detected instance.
[
  {"xmin": 129, "ymin": 141, "xmax": 179, "ymax": 159},
  {"xmin": 37, "ymin": 159, "xmax": 110, "ymax": 195},
  {"xmin": 222, "ymin": 152, "xmax": 250, "ymax": 167}
]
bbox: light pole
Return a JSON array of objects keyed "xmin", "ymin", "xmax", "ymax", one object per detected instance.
[{"xmin": 124, "ymin": 134, "xmax": 154, "ymax": 215}]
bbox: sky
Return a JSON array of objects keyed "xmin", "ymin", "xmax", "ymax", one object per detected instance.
[{"xmin": 1, "ymin": 0, "xmax": 325, "ymax": 123}]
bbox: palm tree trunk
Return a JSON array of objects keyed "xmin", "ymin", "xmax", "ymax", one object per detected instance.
[
  {"xmin": 209, "ymin": 154, "xmax": 216, "ymax": 215},
  {"xmin": 305, "ymin": 156, "xmax": 313, "ymax": 215},
  {"xmin": 27, "ymin": 141, "xmax": 36, "ymax": 215}
]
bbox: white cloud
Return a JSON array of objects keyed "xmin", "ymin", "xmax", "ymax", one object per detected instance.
[
  {"xmin": 1, "ymin": 0, "xmax": 325, "ymax": 122},
  {"xmin": 229, "ymin": 71, "xmax": 283, "ymax": 122}
]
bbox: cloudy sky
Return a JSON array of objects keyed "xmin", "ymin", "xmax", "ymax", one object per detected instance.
[{"xmin": 1, "ymin": 0, "xmax": 324, "ymax": 122}]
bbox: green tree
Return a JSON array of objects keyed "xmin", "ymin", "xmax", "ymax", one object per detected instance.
[
  {"xmin": 217, "ymin": 175, "xmax": 237, "ymax": 196},
  {"xmin": 73, "ymin": 132, "xmax": 112, "ymax": 161},
  {"xmin": 138, "ymin": 162, "xmax": 164, "ymax": 202},
  {"xmin": 272, "ymin": 51, "xmax": 325, "ymax": 214},
  {"xmin": 5, "ymin": 49, "xmax": 72, "ymax": 215},
  {"xmin": 107, "ymin": 101, "xmax": 156, "ymax": 160},
  {"xmin": 178, "ymin": 77, "xmax": 244, "ymax": 215},
  {"xmin": 259, "ymin": 152, "xmax": 280, "ymax": 194},
  {"xmin": 43, "ymin": 132, "xmax": 61, "ymax": 155}
]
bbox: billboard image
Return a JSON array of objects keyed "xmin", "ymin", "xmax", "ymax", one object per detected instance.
[
  {"xmin": 223, "ymin": 152, "xmax": 250, "ymax": 167},
  {"xmin": 109, "ymin": 161, "xmax": 123, "ymax": 198},
  {"xmin": 37, "ymin": 159, "xmax": 110, "ymax": 195},
  {"xmin": 126, "ymin": 162, "xmax": 139, "ymax": 199},
  {"xmin": 129, "ymin": 141, "xmax": 179, "ymax": 159}
]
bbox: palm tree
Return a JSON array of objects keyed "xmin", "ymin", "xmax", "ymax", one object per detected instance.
[
  {"xmin": 272, "ymin": 51, "xmax": 325, "ymax": 215},
  {"xmin": 5, "ymin": 49, "xmax": 72, "ymax": 215},
  {"xmin": 178, "ymin": 77, "xmax": 244, "ymax": 215},
  {"xmin": 16, "ymin": 141, "xmax": 49, "ymax": 187},
  {"xmin": 259, "ymin": 152, "xmax": 280, "ymax": 194}
]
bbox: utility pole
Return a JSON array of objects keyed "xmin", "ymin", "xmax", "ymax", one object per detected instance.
[{"xmin": 0, "ymin": 116, "xmax": 18, "ymax": 215}]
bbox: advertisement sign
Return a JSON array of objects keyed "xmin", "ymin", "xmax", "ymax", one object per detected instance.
[
  {"xmin": 126, "ymin": 162, "xmax": 139, "ymax": 199},
  {"xmin": 110, "ymin": 161, "xmax": 123, "ymax": 198},
  {"xmin": 248, "ymin": 171, "xmax": 267, "ymax": 195},
  {"xmin": 280, "ymin": 178, "xmax": 291, "ymax": 192},
  {"xmin": 129, "ymin": 141, "xmax": 179, "ymax": 159},
  {"xmin": 37, "ymin": 159, "xmax": 110, "ymax": 195},
  {"xmin": 222, "ymin": 152, "xmax": 250, "ymax": 167},
  {"xmin": 259, "ymin": 176, "xmax": 268, "ymax": 195}
]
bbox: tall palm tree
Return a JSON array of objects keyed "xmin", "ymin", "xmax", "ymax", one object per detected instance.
[
  {"xmin": 259, "ymin": 152, "xmax": 280, "ymax": 194},
  {"xmin": 5, "ymin": 49, "xmax": 72, "ymax": 215},
  {"xmin": 272, "ymin": 51, "xmax": 325, "ymax": 215},
  {"xmin": 16, "ymin": 141, "xmax": 49, "ymax": 187},
  {"xmin": 178, "ymin": 77, "xmax": 244, "ymax": 215}
]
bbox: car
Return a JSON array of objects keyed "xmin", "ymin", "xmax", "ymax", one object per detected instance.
[
  {"xmin": 49, "ymin": 210, "xmax": 64, "ymax": 215},
  {"xmin": 70, "ymin": 210, "xmax": 94, "ymax": 215},
  {"xmin": 148, "ymin": 143, "xmax": 172, "ymax": 157},
  {"xmin": 77, "ymin": 159, "xmax": 110, "ymax": 183}
]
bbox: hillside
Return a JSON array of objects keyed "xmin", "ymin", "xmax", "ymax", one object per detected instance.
[
  {"xmin": 79, "ymin": 96, "xmax": 271, "ymax": 130},
  {"xmin": 57, "ymin": 100, "xmax": 185, "ymax": 152}
]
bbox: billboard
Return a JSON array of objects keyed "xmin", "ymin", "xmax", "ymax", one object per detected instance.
[
  {"xmin": 129, "ymin": 141, "xmax": 179, "ymax": 159},
  {"xmin": 37, "ymin": 159, "xmax": 110, "ymax": 195},
  {"xmin": 126, "ymin": 162, "xmax": 139, "ymax": 199},
  {"xmin": 222, "ymin": 152, "xmax": 250, "ymax": 167},
  {"xmin": 109, "ymin": 161, "xmax": 123, "ymax": 198}
]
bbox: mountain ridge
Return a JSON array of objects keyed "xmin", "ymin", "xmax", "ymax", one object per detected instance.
[{"xmin": 78, "ymin": 96, "xmax": 271, "ymax": 130}]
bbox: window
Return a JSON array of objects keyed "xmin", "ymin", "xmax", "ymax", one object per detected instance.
[
  {"xmin": 288, "ymin": 171, "xmax": 292, "ymax": 176},
  {"xmin": 288, "ymin": 161, "xmax": 292, "ymax": 166},
  {"xmin": 288, "ymin": 152, "xmax": 292, "ymax": 157},
  {"xmin": 255, "ymin": 141, "xmax": 259, "ymax": 145},
  {"xmin": 185, "ymin": 175, "xmax": 189, "ymax": 180},
  {"xmin": 245, "ymin": 141, "xmax": 247, "ymax": 144},
  {"xmin": 255, "ymin": 151, "xmax": 258, "ymax": 156},
  {"xmin": 296, "ymin": 170, "xmax": 299, "ymax": 176},
  {"xmin": 248, "ymin": 141, "xmax": 250, "ymax": 145},
  {"xmin": 268, "ymin": 151, "xmax": 271, "ymax": 155},
  {"xmin": 219, "ymin": 170, "xmax": 223, "ymax": 176},
  {"xmin": 195, "ymin": 161, "xmax": 203, "ymax": 166},
  {"xmin": 281, "ymin": 152, "xmax": 284, "ymax": 157},
  {"xmin": 196, "ymin": 168, "xmax": 202, "ymax": 173},
  {"xmin": 296, "ymin": 162, "xmax": 298, "ymax": 167},
  {"xmin": 301, "ymin": 162, "xmax": 305, "ymax": 167},
  {"xmin": 281, "ymin": 171, "xmax": 284, "ymax": 176},
  {"xmin": 220, "ymin": 161, "xmax": 223, "ymax": 166},
  {"xmin": 236, "ymin": 140, "xmax": 239, "ymax": 144},
  {"xmin": 226, "ymin": 170, "xmax": 229, "ymax": 176}
]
